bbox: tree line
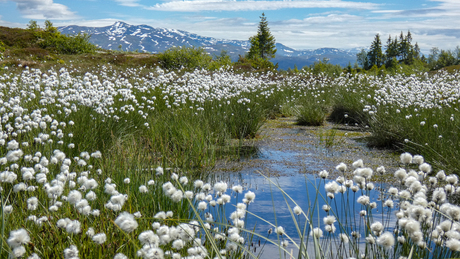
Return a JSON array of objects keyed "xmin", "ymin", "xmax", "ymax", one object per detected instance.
[{"xmin": 358, "ymin": 31, "xmax": 460, "ymax": 71}]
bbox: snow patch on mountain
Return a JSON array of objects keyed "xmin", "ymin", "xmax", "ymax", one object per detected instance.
[{"xmin": 58, "ymin": 21, "xmax": 359, "ymax": 69}]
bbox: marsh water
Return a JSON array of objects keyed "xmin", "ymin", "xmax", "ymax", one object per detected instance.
[{"xmin": 209, "ymin": 117, "xmax": 400, "ymax": 258}]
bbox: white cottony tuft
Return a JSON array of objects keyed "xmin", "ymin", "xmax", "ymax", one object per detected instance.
[{"xmin": 115, "ymin": 212, "xmax": 138, "ymax": 233}]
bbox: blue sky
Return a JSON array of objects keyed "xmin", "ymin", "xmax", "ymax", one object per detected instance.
[{"xmin": 0, "ymin": 0, "xmax": 459, "ymax": 52}]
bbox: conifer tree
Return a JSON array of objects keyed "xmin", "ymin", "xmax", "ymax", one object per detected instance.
[
  {"xmin": 368, "ymin": 33, "xmax": 384, "ymax": 67},
  {"xmin": 384, "ymin": 36, "xmax": 399, "ymax": 68},
  {"xmin": 248, "ymin": 13, "xmax": 276, "ymax": 60},
  {"xmin": 385, "ymin": 35, "xmax": 398, "ymax": 66}
]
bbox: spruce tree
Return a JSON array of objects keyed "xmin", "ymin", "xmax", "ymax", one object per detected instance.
[
  {"xmin": 385, "ymin": 35, "xmax": 399, "ymax": 68},
  {"xmin": 399, "ymin": 31, "xmax": 409, "ymax": 61},
  {"xmin": 248, "ymin": 13, "xmax": 276, "ymax": 60},
  {"xmin": 368, "ymin": 33, "xmax": 384, "ymax": 67}
]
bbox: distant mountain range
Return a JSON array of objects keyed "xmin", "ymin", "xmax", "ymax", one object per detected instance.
[{"xmin": 58, "ymin": 21, "xmax": 360, "ymax": 70}]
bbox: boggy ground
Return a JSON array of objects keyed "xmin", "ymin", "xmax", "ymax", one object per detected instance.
[{"xmin": 212, "ymin": 117, "xmax": 401, "ymax": 183}]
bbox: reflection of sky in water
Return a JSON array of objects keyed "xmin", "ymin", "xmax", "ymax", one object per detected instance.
[{"xmin": 208, "ymin": 138, "xmax": 398, "ymax": 258}]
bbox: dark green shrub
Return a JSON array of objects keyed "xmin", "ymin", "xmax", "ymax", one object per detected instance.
[
  {"xmin": 208, "ymin": 50, "xmax": 232, "ymax": 70},
  {"xmin": 234, "ymin": 55, "xmax": 277, "ymax": 72},
  {"xmin": 38, "ymin": 32, "xmax": 97, "ymax": 54},
  {"xmin": 304, "ymin": 58, "xmax": 343, "ymax": 77},
  {"xmin": 158, "ymin": 46, "xmax": 211, "ymax": 70}
]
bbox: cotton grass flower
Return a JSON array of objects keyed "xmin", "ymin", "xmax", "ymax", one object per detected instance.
[
  {"xmin": 293, "ymin": 205, "xmax": 302, "ymax": 215},
  {"xmin": 86, "ymin": 191, "xmax": 97, "ymax": 201},
  {"xmin": 138, "ymin": 230, "xmax": 159, "ymax": 246},
  {"xmin": 357, "ymin": 195, "xmax": 370, "ymax": 205},
  {"xmin": 86, "ymin": 228, "xmax": 95, "ymax": 238},
  {"xmin": 446, "ymin": 239, "xmax": 460, "ymax": 252},
  {"xmin": 172, "ymin": 239, "xmax": 184, "ymax": 250},
  {"xmin": 339, "ymin": 233, "xmax": 349, "ymax": 244},
  {"xmin": 171, "ymin": 190, "xmax": 183, "ymax": 202},
  {"xmin": 400, "ymin": 152, "xmax": 412, "ymax": 164},
  {"xmin": 139, "ymin": 185, "xmax": 148, "ymax": 193},
  {"xmin": 352, "ymin": 159, "xmax": 363, "ymax": 168},
  {"xmin": 114, "ymin": 253, "xmax": 128, "ymax": 259},
  {"xmin": 377, "ymin": 232, "xmax": 395, "ymax": 249},
  {"xmin": 336, "ymin": 162, "xmax": 347, "ymax": 172},
  {"xmin": 7, "ymin": 228, "xmax": 30, "ymax": 248},
  {"xmin": 371, "ymin": 222, "xmax": 384, "ymax": 236},
  {"xmin": 413, "ymin": 155, "xmax": 424, "ymax": 165},
  {"xmin": 325, "ymin": 224, "xmax": 336, "ymax": 233},
  {"xmin": 311, "ymin": 228, "xmax": 323, "ymax": 238},
  {"xmin": 388, "ymin": 187, "xmax": 398, "ymax": 196},
  {"xmin": 275, "ymin": 226, "xmax": 285, "ymax": 235},
  {"xmin": 366, "ymin": 234, "xmax": 376, "ymax": 244},
  {"xmin": 244, "ymin": 191, "xmax": 255, "ymax": 204},
  {"xmin": 198, "ymin": 201, "xmax": 207, "ymax": 211},
  {"xmin": 63, "ymin": 245, "xmax": 79, "ymax": 259},
  {"xmin": 194, "ymin": 180, "xmax": 203, "ymax": 188},
  {"xmin": 319, "ymin": 170, "xmax": 328, "ymax": 179},
  {"xmin": 325, "ymin": 181, "xmax": 339, "ymax": 193},
  {"xmin": 213, "ymin": 181, "xmax": 228, "ymax": 194},
  {"xmin": 27, "ymin": 197, "xmax": 39, "ymax": 210},
  {"xmin": 12, "ymin": 246, "xmax": 26, "ymax": 258},
  {"xmin": 92, "ymin": 233, "xmax": 107, "ymax": 244},
  {"xmin": 432, "ymin": 188, "xmax": 447, "ymax": 204},
  {"xmin": 65, "ymin": 220, "xmax": 81, "ymax": 234},
  {"xmin": 232, "ymin": 185, "xmax": 243, "ymax": 193},
  {"xmin": 394, "ymin": 168, "xmax": 407, "ymax": 181},
  {"xmin": 3, "ymin": 205, "xmax": 13, "ymax": 214},
  {"xmin": 323, "ymin": 215, "xmax": 336, "ymax": 225},
  {"xmin": 115, "ymin": 212, "xmax": 138, "ymax": 233},
  {"xmin": 419, "ymin": 163, "xmax": 432, "ymax": 173},
  {"xmin": 155, "ymin": 166, "xmax": 164, "ymax": 175}
]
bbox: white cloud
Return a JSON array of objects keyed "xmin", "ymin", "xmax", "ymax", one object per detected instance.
[
  {"xmin": 113, "ymin": 0, "xmax": 142, "ymax": 7},
  {"xmin": 49, "ymin": 9, "xmax": 460, "ymax": 53},
  {"xmin": 0, "ymin": 16, "xmax": 25, "ymax": 28},
  {"xmin": 14, "ymin": 0, "xmax": 458, "ymax": 52},
  {"xmin": 11, "ymin": 0, "xmax": 78, "ymax": 20},
  {"xmin": 146, "ymin": 0, "xmax": 379, "ymax": 12},
  {"xmin": 374, "ymin": 0, "xmax": 460, "ymax": 18}
]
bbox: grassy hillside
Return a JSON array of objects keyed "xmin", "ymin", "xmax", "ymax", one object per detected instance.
[{"xmin": 0, "ymin": 25, "xmax": 164, "ymax": 71}]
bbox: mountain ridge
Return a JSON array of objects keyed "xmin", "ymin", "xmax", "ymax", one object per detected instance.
[{"xmin": 58, "ymin": 21, "xmax": 359, "ymax": 70}]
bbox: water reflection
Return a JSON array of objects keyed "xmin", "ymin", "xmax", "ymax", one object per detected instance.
[
  {"xmin": 210, "ymin": 170, "xmax": 397, "ymax": 257},
  {"xmin": 208, "ymin": 120, "xmax": 399, "ymax": 258}
]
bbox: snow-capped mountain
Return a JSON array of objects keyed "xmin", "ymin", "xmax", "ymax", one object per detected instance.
[{"xmin": 58, "ymin": 21, "xmax": 359, "ymax": 70}]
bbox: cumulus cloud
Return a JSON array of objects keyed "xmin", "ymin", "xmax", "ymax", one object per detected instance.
[
  {"xmin": 11, "ymin": 0, "xmax": 77, "ymax": 19},
  {"xmin": 146, "ymin": 0, "xmax": 379, "ymax": 12}
]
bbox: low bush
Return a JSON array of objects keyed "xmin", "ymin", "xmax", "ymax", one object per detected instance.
[{"xmin": 158, "ymin": 46, "xmax": 211, "ymax": 70}]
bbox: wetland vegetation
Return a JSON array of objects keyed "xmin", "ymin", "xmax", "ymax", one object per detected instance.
[{"xmin": 1, "ymin": 23, "xmax": 460, "ymax": 259}]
